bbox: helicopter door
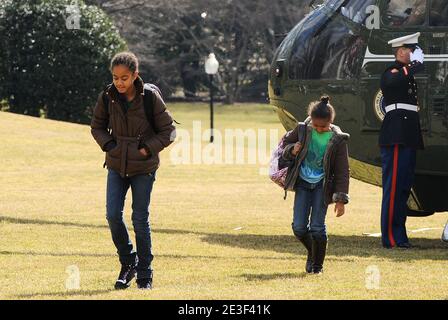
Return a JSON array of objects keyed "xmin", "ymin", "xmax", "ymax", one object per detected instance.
[
  {"xmin": 360, "ymin": 0, "xmax": 430, "ymax": 132},
  {"xmin": 427, "ymin": 0, "xmax": 448, "ymax": 129}
]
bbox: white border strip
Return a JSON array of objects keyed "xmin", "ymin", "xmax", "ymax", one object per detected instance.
[{"xmin": 362, "ymin": 47, "xmax": 448, "ymax": 67}]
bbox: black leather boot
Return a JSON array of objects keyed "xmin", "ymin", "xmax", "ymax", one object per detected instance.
[
  {"xmin": 294, "ymin": 232, "xmax": 313, "ymax": 273},
  {"xmin": 114, "ymin": 263, "xmax": 137, "ymax": 290},
  {"xmin": 311, "ymin": 237, "xmax": 327, "ymax": 274}
]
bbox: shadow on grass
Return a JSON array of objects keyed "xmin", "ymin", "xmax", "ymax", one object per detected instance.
[
  {"xmin": 2, "ymin": 215, "xmax": 446, "ymax": 261},
  {"xmin": 0, "ymin": 216, "xmax": 108, "ymax": 229},
  {"xmin": 0, "ymin": 250, "xmax": 113, "ymax": 258},
  {"xmin": 15, "ymin": 289, "xmax": 114, "ymax": 299},
  {"xmin": 199, "ymin": 233, "xmax": 448, "ymax": 261},
  {"xmin": 240, "ymin": 272, "xmax": 307, "ymax": 281},
  {"xmin": 0, "ymin": 215, "xmax": 195, "ymax": 235},
  {"xmin": 0, "ymin": 250, "xmax": 291, "ymax": 261}
]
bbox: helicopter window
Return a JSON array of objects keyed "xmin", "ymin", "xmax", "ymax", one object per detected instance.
[
  {"xmin": 340, "ymin": 0, "xmax": 377, "ymax": 25},
  {"xmin": 383, "ymin": 0, "xmax": 427, "ymax": 27},
  {"xmin": 289, "ymin": 17, "xmax": 365, "ymax": 80},
  {"xmin": 429, "ymin": 0, "xmax": 448, "ymax": 26}
]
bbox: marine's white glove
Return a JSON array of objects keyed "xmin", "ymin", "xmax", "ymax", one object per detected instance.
[{"xmin": 410, "ymin": 47, "xmax": 424, "ymax": 64}]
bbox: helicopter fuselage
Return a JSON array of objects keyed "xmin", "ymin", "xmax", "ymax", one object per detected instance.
[{"xmin": 269, "ymin": 0, "xmax": 448, "ymax": 215}]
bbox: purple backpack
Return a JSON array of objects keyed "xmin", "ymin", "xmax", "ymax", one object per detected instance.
[{"xmin": 269, "ymin": 123, "xmax": 307, "ymax": 189}]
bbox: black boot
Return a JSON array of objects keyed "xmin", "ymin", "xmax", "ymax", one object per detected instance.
[
  {"xmin": 311, "ymin": 237, "xmax": 327, "ymax": 274},
  {"xmin": 137, "ymin": 270, "xmax": 153, "ymax": 290},
  {"xmin": 295, "ymin": 232, "xmax": 313, "ymax": 273},
  {"xmin": 114, "ymin": 263, "xmax": 137, "ymax": 290}
]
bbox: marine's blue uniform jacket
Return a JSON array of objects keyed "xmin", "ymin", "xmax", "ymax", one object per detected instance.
[{"xmin": 379, "ymin": 60, "xmax": 424, "ymax": 150}]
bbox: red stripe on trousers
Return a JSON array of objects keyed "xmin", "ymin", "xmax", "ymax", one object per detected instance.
[{"xmin": 388, "ymin": 145, "xmax": 399, "ymax": 247}]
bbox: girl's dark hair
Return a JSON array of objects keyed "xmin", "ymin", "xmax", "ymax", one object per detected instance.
[
  {"xmin": 110, "ymin": 51, "xmax": 139, "ymax": 73},
  {"xmin": 308, "ymin": 95, "xmax": 335, "ymax": 121}
]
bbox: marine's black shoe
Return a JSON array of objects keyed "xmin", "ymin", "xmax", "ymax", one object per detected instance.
[
  {"xmin": 136, "ymin": 275, "xmax": 153, "ymax": 290},
  {"xmin": 114, "ymin": 264, "xmax": 137, "ymax": 290},
  {"xmin": 397, "ymin": 242, "xmax": 413, "ymax": 249}
]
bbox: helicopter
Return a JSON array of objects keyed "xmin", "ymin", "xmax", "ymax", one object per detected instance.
[{"xmin": 268, "ymin": 0, "xmax": 448, "ymax": 217}]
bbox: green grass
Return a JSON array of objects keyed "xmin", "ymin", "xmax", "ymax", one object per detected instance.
[{"xmin": 0, "ymin": 103, "xmax": 447, "ymax": 300}]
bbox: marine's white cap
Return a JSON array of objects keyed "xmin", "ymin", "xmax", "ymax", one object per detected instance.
[{"xmin": 388, "ymin": 32, "xmax": 421, "ymax": 48}]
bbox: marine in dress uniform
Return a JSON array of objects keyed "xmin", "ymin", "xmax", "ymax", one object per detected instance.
[{"xmin": 379, "ymin": 32, "xmax": 425, "ymax": 249}]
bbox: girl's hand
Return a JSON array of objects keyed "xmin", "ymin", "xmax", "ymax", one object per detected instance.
[
  {"xmin": 139, "ymin": 148, "xmax": 148, "ymax": 157},
  {"xmin": 334, "ymin": 203, "xmax": 345, "ymax": 217},
  {"xmin": 292, "ymin": 142, "xmax": 302, "ymax": 156}
]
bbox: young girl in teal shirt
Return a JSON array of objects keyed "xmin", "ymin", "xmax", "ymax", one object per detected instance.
[{"xmin": 282, "ymin": 96, "xmax": 350, "ymax": 274}]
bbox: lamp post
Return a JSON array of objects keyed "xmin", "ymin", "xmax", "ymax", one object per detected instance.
[{"xmin": 205, "ymin": 53, "xmax": 219, "ymax": 143}]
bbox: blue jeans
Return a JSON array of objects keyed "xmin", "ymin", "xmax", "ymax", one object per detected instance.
[
  {"xmin": 106, "ymin": 169, "xmax": 156, "ymax": 279},
  {"xmin": 292, "ymin": 178, "xmax": 328, "ymax": 241}
]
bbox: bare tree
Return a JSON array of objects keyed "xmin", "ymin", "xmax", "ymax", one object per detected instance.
[{"xmin": 88, "ymin": 0, "xmax": 309, "ymax": 102}]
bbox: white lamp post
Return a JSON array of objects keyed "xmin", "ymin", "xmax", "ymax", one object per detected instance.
[{"xmin": 205, "ymin": 53, "xmax": 219, "ymax": 143}]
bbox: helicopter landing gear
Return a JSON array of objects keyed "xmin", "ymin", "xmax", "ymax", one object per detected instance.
[{"xmin": 442, "ymin": 221, "xmax": 448, "ymax": 243}]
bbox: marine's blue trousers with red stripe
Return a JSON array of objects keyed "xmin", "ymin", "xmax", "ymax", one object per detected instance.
[{"xmin": 380, "ymin": 145, "xmax": 416, "ymax": 248}]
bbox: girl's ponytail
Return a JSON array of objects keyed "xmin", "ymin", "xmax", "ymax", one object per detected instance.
[
  {"xmin": 320, "ymin": 95, "xmax": 330, "ymax": 105},
  {"xmin": 308, "ymin": 94, "xmax": 335, "ymax": 121}
]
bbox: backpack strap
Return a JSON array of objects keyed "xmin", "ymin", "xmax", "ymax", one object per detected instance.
[
  {"xmin": 102, "ymin": 84, "xmax": 113, "ymax": 135},
  {"xmin": 143, "ymin": 84, "xmax": 157, "ymax": 132},
  {"xmin": 282, "ymin": 122, "xmax": 308, "ymax": 201},
  {"xmin": 143, "ymin": 83, "xmax": 180, "ymax": 131},
  {"xmin": 298, "ymin": 122, "xmax": 307, "ymax": 144},
  {"xmin": 102, "ymin": 84, "xmax": 112, "ymax": 116}
]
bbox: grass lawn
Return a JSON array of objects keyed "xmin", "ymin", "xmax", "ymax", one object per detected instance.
[{"xmin": 0, "ymin": 103, "xmax": 447, "ymax": 300}]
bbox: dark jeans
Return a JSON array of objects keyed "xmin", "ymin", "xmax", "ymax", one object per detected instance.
[
  {"xmin": 106, "ymin": 169, "xmax": 156, "ymax": 279},
  {"xmin": 292, "ymin": 178, "xmax": 328, "ymax": 241}
]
